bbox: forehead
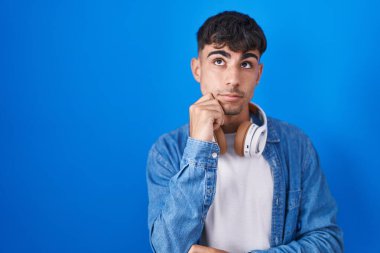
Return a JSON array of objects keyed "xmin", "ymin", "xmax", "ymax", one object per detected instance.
[{"xmin": 199, "ymin": 44, "xmax": 260, "ymax": 59}]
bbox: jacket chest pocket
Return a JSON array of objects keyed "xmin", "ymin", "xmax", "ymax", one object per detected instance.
[{"xmin": 284, "ymin": 190, "xmax": 301, "ymax": 243}]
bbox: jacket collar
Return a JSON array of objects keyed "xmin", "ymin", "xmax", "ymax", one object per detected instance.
[{"xmin": 266, "ymin": 117, "xmax": 281, "ymax": 143}]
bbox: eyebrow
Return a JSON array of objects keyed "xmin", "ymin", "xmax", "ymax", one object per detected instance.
[{"xmin": 207, "ymin": 50, "xmax": 259, "ymax": 61}]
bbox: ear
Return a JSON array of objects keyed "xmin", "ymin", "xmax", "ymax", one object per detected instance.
[
  {"xmin": 256, "ymin": 63, "xmax": 264, "ymax": 85},
  {"xmin": 191, "ymin": 57, "xmax": 201, "ymax": 83}
]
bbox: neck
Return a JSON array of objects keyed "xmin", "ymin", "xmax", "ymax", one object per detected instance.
[{"xmin": 221, "ymin": 105, "xmax": 250, "ymax": 133}]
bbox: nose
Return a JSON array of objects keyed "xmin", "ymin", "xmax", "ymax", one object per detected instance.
[{"xmin": 224, "ymin": 65, "xmax": 240, "ymax": 87}]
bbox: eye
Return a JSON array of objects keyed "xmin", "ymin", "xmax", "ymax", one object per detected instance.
[
  {"xmin": 241, "ymin": 61, "xmax": 253, "ymax": 69},
  {"xmin": 213, "ymin": 58, "xmax": 225, "ymax": 66}
]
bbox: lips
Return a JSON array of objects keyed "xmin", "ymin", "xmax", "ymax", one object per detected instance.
[
  {"xmin": 219, "ymin": 93, "xmax": 243, "ymax": 102},
  {"xmin": 220, "ymin": 93, "xmax": 243, "ymax": 97}
]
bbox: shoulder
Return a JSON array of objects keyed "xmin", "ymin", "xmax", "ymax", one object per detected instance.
[
  {"xmin": 147, "ymin": 124, "xmax": 189, "ymax": 168},
  {"xmin": 267, "ymin": 116, "xmax": 318, "ymax": 165},
  {"xmin": 267, "ymin": 116, "xmax": 313, "ymax": 147},
  {"xmin": 151, "ymin": 124, "xmax": 189, "ymax": 152}
]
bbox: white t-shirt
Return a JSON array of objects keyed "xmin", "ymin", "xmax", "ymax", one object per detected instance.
[{"xmin": 200, "ymin": 132, "xmax": 274, "ymax": 253}]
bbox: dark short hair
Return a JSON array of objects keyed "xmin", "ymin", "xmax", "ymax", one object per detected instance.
[{"xmin": 197, "ymin": 11, "xmax": 267, "ymax": 56}]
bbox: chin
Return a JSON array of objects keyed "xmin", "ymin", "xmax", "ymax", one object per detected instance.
[{"xmin": 221, "ymin": 103, "xmax": 244, "ymax": 116}]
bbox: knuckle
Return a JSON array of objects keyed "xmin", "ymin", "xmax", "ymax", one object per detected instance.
[
  {"xmin": 200, "ymin": 109, "xmax": 208, "ymax": 116},
  {"xmin": 190, "ymin": 104, "xmax": 200, "ymax": 113}
]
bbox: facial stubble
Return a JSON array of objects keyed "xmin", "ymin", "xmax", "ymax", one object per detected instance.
[{"xmin": 220, "ymin": 102, "xmax": 244, "ymax": 116}]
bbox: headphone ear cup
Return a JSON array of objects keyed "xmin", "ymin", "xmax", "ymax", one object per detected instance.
[
  {"xmin": 214, "ymin": 127, "xmax": 227, "ymax": 155},
  {"xmin": 234, "ymin": 121, "xmax": 252, "ymax": 157}
]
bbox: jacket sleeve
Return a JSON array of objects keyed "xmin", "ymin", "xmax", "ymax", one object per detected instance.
[
  {"xmin": 249, "ymin": 139, "xmax": 344, "ymax": 253},
  {"xmin": 146, "ymin": 137, "xmax": 220, "ymax": 253}
]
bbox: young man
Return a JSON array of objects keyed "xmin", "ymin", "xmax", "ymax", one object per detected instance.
[{"xmin": 146, "ymin": 11, "xmax": 344, "ymax": 253}]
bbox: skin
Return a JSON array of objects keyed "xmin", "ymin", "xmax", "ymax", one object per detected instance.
[
  {"xmin": 189, "ymin": 43, "xmax": 264, "ymax": 140},
  {"xmin": 188, "ymin": 43, "xmax": 264, "ymax": 252}
]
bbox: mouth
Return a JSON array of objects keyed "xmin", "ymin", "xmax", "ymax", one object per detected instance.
[{"xmin": 218, "ymin": 93, "xmax": 243, "ymax": 102}]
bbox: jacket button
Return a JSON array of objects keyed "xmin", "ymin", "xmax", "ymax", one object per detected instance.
[{"xmin": 211, "ymin": 152, "xmax": 218, "ymax": 158}]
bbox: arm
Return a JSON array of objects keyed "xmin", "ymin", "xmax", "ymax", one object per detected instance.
[
  {"xmin": 146, "ymin": 137, "xmax": 219, "ymax": 253},
  {"xmin": 146, "ymin": 93, "xmax": 226, "ymax": 252},
  {"xmin": 250, "ymin": 139, "xmax": 344, "ymax": 253}
]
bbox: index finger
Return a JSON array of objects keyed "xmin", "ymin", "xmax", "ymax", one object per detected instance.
[{"xmin": 194, "ymin": 92, "xmax": 215, "ymax": 105}]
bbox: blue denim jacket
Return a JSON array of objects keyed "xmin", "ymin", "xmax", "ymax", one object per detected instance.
[{"xmin": 146, "ymin": 114, "xmax": 344, "ymax": 253}]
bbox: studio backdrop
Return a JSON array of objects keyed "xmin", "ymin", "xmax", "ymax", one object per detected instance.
[{"xmin": 1, "ymin": 0, "xmax": 379, "ymax": 252}]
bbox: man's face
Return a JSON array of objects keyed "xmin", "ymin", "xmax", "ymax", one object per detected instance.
[{"xmin": 191, "ymin": 44, "xmax": 263, "ymax": 115}]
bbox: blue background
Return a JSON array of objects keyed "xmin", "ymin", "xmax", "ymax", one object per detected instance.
[{"xmin": 1, "ymin": 0, "xmax": 379, "ymax": 252}]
